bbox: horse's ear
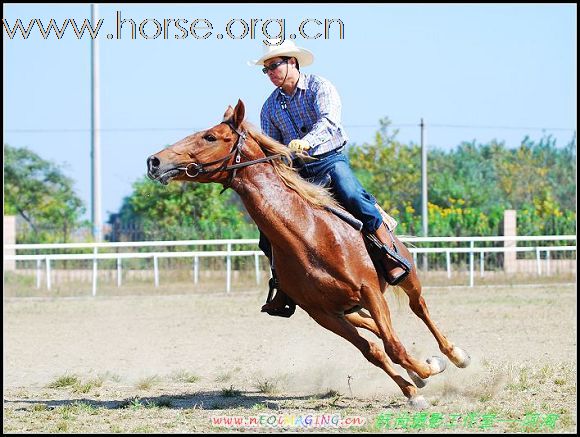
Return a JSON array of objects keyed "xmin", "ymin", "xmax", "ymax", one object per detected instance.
[
  {"xmin": 222, "ymin": 105, "xmax": 234, "ymax": 121},
  {"xmin": 232, "ymin": 99, "xmax": 245, "ymax": 129}
]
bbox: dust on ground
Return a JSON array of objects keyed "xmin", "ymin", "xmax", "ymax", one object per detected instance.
[{"xmin": 3, "ymin": 284, "xmax": 577, "ymax": 433}]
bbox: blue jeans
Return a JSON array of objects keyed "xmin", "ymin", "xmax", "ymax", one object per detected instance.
[
  {"xmin": 298, "ymin": 150, "xmax": 383, "ymax": 232},
  {"xmin": 259, "ymin": 150, "xmax": 383, "ymax": 263}
]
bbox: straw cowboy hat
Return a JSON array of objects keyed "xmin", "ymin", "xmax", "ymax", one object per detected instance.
[{"xmin": 250, "ymin": 40, "xmax": 314, "ymax": 67}]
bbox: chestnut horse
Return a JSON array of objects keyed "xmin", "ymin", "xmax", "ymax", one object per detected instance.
[{"xmin": 147, "ymin": 100, "xmax": 471, "ymax": 408}]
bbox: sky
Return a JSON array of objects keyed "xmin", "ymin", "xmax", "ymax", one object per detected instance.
[{"xmin": 3, "ymin": 3, "xmax": 577, "ymax": 224}]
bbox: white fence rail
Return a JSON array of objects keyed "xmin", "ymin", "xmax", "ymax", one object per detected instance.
[{"xmin": 4, "ymin": 235, "xmax": 576, "ymax": 294}]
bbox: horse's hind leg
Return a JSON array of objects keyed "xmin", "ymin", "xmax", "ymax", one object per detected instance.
[
  {"xmin": 307, "ymin": 310, "xmax": 426, "ymax": 408},
  {"xmin": 395, "ymin": 240, "xmax": 471, "ymax": 369}
]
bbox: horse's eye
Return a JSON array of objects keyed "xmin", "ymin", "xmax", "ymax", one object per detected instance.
[{"xmin": 203, "ymin": 134, "xmax": 217, "ymax": 142}]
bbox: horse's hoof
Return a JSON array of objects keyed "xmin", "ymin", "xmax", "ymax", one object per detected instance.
[
  {"xmin": 407, "ymin": 369, "xmax": 427, "ymax": 388},
  {"xmin": 449, "ymin": 346, "xmax": 471, "ymax": 368},
  {"xmin": 426, "ymin": 356, "xmax": 447, "ymax": 375},
  {"xmin": 407, "ymin": 395, "xmax": 429, "ymax": 410}
]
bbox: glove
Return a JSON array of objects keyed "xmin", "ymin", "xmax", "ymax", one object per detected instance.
[{"xmin": 288, "ymin": 139, "xmax": 311, "ymax": 153}]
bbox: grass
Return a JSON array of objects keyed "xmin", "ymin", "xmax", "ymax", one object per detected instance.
[
  {"xmin": 215, "ymin": 371, "xmax": 234, "ymax": 383},
  {"xmin": 46, "ymin": 374, "xmax": 107, "ymax": 394},
  {"xmin": 118, "ymin": 397, "xmax": 144, "ymax": 410},
  {"xmin": 55, "ymin": 420, "xmax": 69, "ymax": 432},
  {"xmin": 221, "ymin": 385, "xmax": 241, "ymax": 397},
  {"xmin": 255, "ymin": 378, "xmax": 279, "ymax": 395},
  {"xmin": 554, "ymin": 378, "xmax": 566, "ymax": 386},
  {"xmin": 171, "ymin": 370, "xmax": 201, "ymax": 384},
  {"xmin": 72, "ymin": 377, "xmax": 104, "ymax": 394},
  {"xmin": 99, "ymin": 371, "xmax": 122, "ymax": 383},
  {"xmin": 109, "ymin": 424, "xmax": 124, "ymax": 433},
  {"xmin": 251, "ymin": 402, "xmax": 268, "ymax": 411},
  {"xmin": 504, "ymin": 365, "xmax": 527, "ymax": 392},
  {"xmin": 131, "ymin": 425, "xmax": 155, "ymax": 433},
  {"xmin": 47, "ymin": 374, "xmax": 80, "ymax": 389},
  {"xmin": 135, "ymin": 375, "xmax": 160, "ymax": 390},
  {"xmin": 5, "ymin": 361, "xmax": 578, "ymax": 433},
  {"xmin": 317, "ymin": 389, "xmax": 342, "ymax": 399}
]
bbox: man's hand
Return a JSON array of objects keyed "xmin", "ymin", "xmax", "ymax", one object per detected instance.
[{"xmin": 288, "ymin": 139, "xmax": 311, "ymax": 153}]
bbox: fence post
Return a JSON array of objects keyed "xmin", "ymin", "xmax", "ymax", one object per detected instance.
[
  {"xmin": 446, "ymin": 251, "xmax": 451, "ymax": 279},
  {"xmin": 36, "ymin": 258, "xmax": 42, "ymax": 289},
  {"xmin": 536, "ymin": 247, "xmax": 541, "ymax": 276},
  {"xmin": 3, "ymin": 215, "xmax": 16, "ymax": 271},
  {"xmin": 117, "ymin": 257, "xmax": 122, "ymax": 287},
  {"xmin": 503, "ymin": 210, "xmax": 517, "ymax": 273},
  {"xmin": 92, "ymin": 247, "xmax": 98, "ymax": 297},
  {"xmin": 193, "ymin": 256, "xmax": 199, "ymax": 284},
  {"xmin": 46, "ymin": 257, "xmax": 51, "ymax": 291},
  {"xmin": 226, "ymin": 243, "xmax": 232, "ymax": 293},
  {"xmin": 469, "ymin": 241, "xmax": 474, "ymax": 287},
  {"xmin": 254, "ymin": 253, "xmax": 260, "ymax": 285},
  {"xmin": 546, "ymin": 249, "xmax": 551, "ymax": 276},
  {"xmin": 153, "ymin": 255, "xmax": 159, "ymax": 287},
  {"xmin": 480, "ymin": 251, "xmax": 485, "ymax": 277}
]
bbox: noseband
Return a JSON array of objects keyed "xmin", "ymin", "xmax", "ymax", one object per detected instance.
[{"xmin": 177, "ymin": 121, "xmax": 282, "ymax": 191}]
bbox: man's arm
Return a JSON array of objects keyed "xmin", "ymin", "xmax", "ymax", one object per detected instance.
[{"xmin": 301, "ymin": 79, "xmax": 343, "ymax": 151}]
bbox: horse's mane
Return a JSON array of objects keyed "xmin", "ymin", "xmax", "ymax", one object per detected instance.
[{"xmin": 243, "ymin": 122, "xmax": 342, "ymax": 210}]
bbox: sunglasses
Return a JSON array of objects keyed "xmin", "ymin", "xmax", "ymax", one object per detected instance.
[{"xmin": 262, "ymin": 59, "xmax": 289, "ymax": 74}]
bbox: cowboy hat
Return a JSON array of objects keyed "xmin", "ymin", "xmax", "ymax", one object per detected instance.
[{"xmin": 249, "ymin": 39, "xmax": 314, "ymax": 67}]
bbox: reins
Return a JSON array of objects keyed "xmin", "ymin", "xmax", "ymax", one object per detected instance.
[{"xmin": 176, "ymin": 121, "xmax": 283, "ymax": 191}]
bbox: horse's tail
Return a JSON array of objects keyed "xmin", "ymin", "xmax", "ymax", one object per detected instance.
[
  {"xmin": 357, "ymin": 284, "xmax": 406, "ymax": 319},
  {"xmin": 390, "ymin": 284, "xmax": 407, "ymax": 307}
]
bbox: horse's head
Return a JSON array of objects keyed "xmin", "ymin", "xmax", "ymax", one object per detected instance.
[{"xmin": 147, "ymin": 99, "xmax": 251, "ymax": 185}]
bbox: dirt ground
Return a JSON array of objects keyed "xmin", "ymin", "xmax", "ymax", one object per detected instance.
[{"xmin": 3, "ymin": 283, "xmax": 577, "ymax": 433}]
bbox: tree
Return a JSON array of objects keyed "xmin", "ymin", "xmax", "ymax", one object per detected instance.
[
  {"xmin": 4, "ymin": 144, "xmax": 87, "ymax": 242},
  {"xmin": 108, "ymin": 176, "xmax": 258, "ymax": 241},
  {"xmin": 346, "ymin": 119, "xmax": 576, "ymax": 237},
  {"xmin": 429, "ymin": 140, "xmax": 507, "ymax": 211},
  {"xmin": 348, "ymin": 118, "xmax": 421, "ymax": 215}
]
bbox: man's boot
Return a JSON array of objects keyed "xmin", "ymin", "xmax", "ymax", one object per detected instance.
[
  {"xmin": 371, "ymin": 224, "xmax": 412, "ymax": 286},
  {"xmin": 261, "ymin": 270, "xmax": 296, "ymax": 318}
]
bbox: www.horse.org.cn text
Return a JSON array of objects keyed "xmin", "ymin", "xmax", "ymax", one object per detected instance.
[{"xmin": 3, "ymin": 12, "xmax": 345, "ymax": 43}]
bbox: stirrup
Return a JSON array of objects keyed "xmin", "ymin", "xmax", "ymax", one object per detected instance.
[
  {"xmin": 262, "ymin": 277, "xmax": 296, "ymax": 318},
  {"xmin": 364, "ymin": 232, "xmax": 412, "ymax": 285},
  {"xmin": 261, "ymin": 301, "xmax": 296, "ymax": 318}
]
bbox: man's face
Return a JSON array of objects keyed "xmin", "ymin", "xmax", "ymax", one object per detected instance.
[{"xmin": 263, "ymin": 57, "xmax": 291, "ymax": 87}]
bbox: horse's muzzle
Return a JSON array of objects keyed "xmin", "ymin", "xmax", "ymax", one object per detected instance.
[
  {"xmin": 146, "ymin": 155, "xmax": 181, "ymax": 184},
  {"xmin": 147, "ymin": 155, "xmax": 160, "ymax": 177}
]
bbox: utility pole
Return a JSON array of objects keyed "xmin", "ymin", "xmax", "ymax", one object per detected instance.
[
  {"xmin": 420, "ymin": 118, "xmax": 428, "ymax": 271},
  {"xmin": 90, "ymin": 3, "xmax": 102, "ymax": 241}
]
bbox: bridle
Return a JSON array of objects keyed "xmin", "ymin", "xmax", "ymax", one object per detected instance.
[{"xmin": 176, "ymin": 120, "xmax": 283, "ymax": 190}]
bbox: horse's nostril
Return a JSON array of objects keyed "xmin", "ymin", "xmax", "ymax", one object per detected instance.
[{"xmin": 148, "ymin": 156, "xmax": 160, "ymax": 170}]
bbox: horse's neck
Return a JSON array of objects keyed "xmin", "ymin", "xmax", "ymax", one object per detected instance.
[{"xmin": 232, "ymin": 165, "xmax": 312, "ymax": 246}]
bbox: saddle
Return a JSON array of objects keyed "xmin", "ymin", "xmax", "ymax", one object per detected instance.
[{"xmin": 306, "ymin": 175, "xmax": 411, "ymax": 283}]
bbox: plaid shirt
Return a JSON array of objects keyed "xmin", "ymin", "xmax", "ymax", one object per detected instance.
[{"xmin": 260, "ymin": 73, "xmax": 349, "ymax": 156}]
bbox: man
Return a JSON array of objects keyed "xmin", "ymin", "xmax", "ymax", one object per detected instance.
[{"xmin": 250, "ymin": 40, "xmax": 411, "ymax": 317}]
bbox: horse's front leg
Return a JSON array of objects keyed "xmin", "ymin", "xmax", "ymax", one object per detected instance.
[{"xmin": 344, "ymin": 310, "xmax": 381, "ymax": 337}]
